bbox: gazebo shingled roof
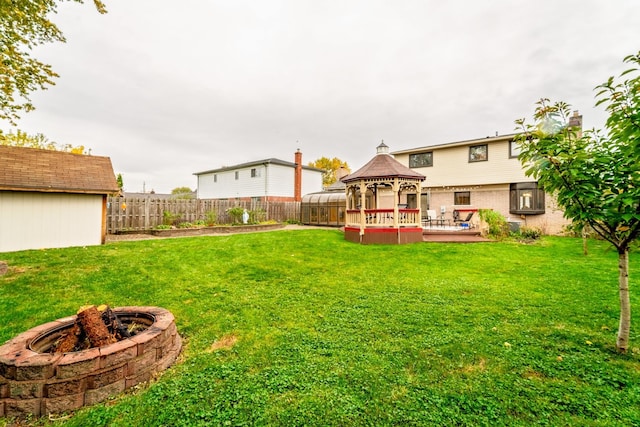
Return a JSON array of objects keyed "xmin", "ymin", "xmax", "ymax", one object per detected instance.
[{"xmin": 341, "ymin": 143, "xmax": 425, "ymax": 183}]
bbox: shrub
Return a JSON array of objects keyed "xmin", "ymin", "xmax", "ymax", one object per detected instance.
[
  {"xmin": 178, "ymin": 222, "xmax": 193, "ymax": 229},
  {"xmin": 478, "ymin": 209, "xmax": 509, "ymax": 239},
  {"xmin": 249, "ymin": 208, "xmax": 266, "ymax": 224},
  {"xmin": 520, "ymin": 226, "xmax": 542, "ymax": 240},
  {"xmin": 162, "ymin": 210, "xmax": 182, "ymax": 226},
  {"xmin": 205, "ymin": 210, "xmax": 217, "ymax": 226},
  {"xmin": 226, "ymin": 207, "xmax": 245, "ymax": 224}
]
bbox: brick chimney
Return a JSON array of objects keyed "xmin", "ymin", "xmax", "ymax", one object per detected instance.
[
  {"xmin": 294, "ymin": 149, "xmax": 302, "ymax": 201},
  {"xmin": 568, "ymin": 110, "xmax": 583, "ymax": 138}
]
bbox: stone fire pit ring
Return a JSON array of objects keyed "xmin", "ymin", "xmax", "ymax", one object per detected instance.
[{"xmin": 0, "ymin": 306, "xmax": 182, "ymax": 418}]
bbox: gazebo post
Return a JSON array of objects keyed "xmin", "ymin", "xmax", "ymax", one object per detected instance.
[{"xmin": 359, "ymin": 180, "xmax": 366, "ymax": 241}]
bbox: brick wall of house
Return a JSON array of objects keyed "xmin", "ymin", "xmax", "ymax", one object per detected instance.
[{"xmin": 425, "ymin": 184, "xmax": 570, "ymax": 234}]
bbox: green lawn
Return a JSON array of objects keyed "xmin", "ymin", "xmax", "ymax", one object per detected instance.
[{"xmin": 1, "ymin": 230, "xmax": 639, "ymax": 426}]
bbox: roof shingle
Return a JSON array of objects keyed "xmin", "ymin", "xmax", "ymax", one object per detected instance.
[{"xmin": 0, "ymin": 146, "xmax": 119, "ymax": 194}]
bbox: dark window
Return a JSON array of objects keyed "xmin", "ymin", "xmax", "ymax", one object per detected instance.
[
  {"xmin": 235, "ymin": 171, "xmax": 239, "ymax": 180},
  {"xmin": 510, "ymin": 182, "xmax": 545, "ymax": 214},
  {"xmin": 454, "ymin": 191, "xmax": 470, "ymax": 205},
  {"xmin": 213, "ymin": 174, "xmax": 217, "ymax": 183},
  {"xmin": 469, "ymin": 144, "xmax": 488, "ymax": 162},
  {"xmin": 251, "ymin": 168, "xmax": 260, "ymax": 178},
  {"xmin": 406, "ymin": 194, "xmax": 417, "ymax": 209},
  {"xmin": 509, "ymin": 140, "xmax": 521, "ymax": 158},
  {"xmin": 409, "ymin": 152, "xmax": 433, "ymax": 168}
]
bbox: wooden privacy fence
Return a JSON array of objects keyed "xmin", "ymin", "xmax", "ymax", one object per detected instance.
[{"xmin": 106, "ymin": 197, "xmax": 301, "ymax": 233}]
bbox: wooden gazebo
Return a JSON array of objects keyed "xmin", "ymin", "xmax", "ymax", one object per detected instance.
[{"xmin": 341, "ymin": 142, "xmax": 426, "ymax": 244}]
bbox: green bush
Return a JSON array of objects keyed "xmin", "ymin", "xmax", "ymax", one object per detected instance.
[
  {"xmin": 205, "ymin": 210, "xmax": 217, "ymax": 226},
  {"xmin": 177, "ymin": 222, "xmax": 193, "ymax": 229},
  {"xmin": 162, "ymin": 210, "xmax": 182, "ymax": 226},
  {"xmin": 520, "ymin": 226, "xmax": 542, "ymax": 240},
  {"xmin": 227, "ymin": 207, "xmax": 245, "ymax": 224},
  {"xmin": 479, "ymin": 209, "xmax": 509, "ymax": 239},
  {"xmin": 249, "ymin": 208, "xmax": 266, "ymax": 224}
]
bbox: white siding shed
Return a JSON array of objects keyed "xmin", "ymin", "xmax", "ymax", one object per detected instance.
[{"xmin": 0, "ymin": 146, "xmax": 119, "ymax": 252}]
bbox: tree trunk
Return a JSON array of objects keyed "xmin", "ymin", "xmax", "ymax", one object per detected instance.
[
  {"xmin": 616, "ymin": 248, "xmax": 631, "ymax": 352},
  {"xmin": 582, "ymin": 227, "xmax": 588, "ymax": 256}
]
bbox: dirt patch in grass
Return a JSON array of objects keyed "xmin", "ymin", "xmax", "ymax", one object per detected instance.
[{"xmin": 208, "ymin": 334, "xmax": 239, "ymax": 351}]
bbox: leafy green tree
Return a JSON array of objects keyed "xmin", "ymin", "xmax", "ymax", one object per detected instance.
[
  {"xmin": 0, "ymin": 129, "xmax": 87, "ymax": 154},
  {"xmin": 0, "ymin": 0, "xmax": 106, "ymax": 124},
  {"xmin": 116, "ymin": 173, "xmax": 124, "ymax": 193},
  {"xmin": 308, "ymin": 157, "xmax": 350, "ymax": 187},
  {"xmin": 515, "ymin": 52, "xmax": 640, "ymax": 353},
  {"xmin": 171, "ymin": 187, "xmax": 194, "ymax": 199}
]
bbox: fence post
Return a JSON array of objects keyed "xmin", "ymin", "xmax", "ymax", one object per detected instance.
[{"xmin": 144, "ymin": 198, "xmax": 150, "ymax": 230}]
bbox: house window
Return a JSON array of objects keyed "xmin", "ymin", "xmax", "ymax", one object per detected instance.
[
  {"xmin": 510, "ymin": 182, "xmax": 545, "ymax": 214},
  {"xmin": 454, "ymin": 191, "xmax": 470, "ymax": 205},
  {"xmin": 251, "ymin": 168, "xmax": 261, "ymax": 178},
  {"xmin": 509, "ymin": 140, "xmax": 521, "ymax": 158},
  {"xmin": 406, "ymin": 194, "xmax": 417, "ymax": 209},
  {"xmin": 409, "ymin": 152, "xmax": 433, "ymax": 168},
  {"xmin": 214, "ymin": 174, "xmax": 217, "ymax": 183},
  {"xmin": 235, "ymin": 171, "xmax": 239, "ymax": 180},
  {"xmin": 469, "ymin": 144, "xmax": 488, "ymax": 162}
]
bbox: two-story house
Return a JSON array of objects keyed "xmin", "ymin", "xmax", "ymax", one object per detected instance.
[
  {"xmin": 391, "ymin": 130, "xmax": 573, "ymax": 234},
  {"xmin": 195, "ymin": 150, "xmax": 324, "ymax": 202}
]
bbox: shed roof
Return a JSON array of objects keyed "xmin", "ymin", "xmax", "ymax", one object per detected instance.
[
  {"xmin": 341, "ymin": 143, "xmax": 426, "ymax": 183},
  {"xmin": 0, "ymin": 145, "xmax": 119, "ymax": 194}
]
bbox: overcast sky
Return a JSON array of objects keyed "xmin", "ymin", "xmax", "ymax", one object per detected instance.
[{"xmin": 14, "ymin": 0, "xmax": 640, "ymax": 193}]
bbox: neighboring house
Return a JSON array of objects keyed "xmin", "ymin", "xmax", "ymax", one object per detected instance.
[
  {"xmin": 194, "ymin": 150, "xmax": 323, "ymax": 202},
  {"xmin": 390, "ymin": 122, "xmax": 579, "ymax": 234},
  {"xmin": 0, "ymin": 146, "xmax": 119, "ymax": 252}
]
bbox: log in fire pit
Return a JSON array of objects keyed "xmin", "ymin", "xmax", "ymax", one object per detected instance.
[{"xmin": 0, "ymin": 306, "xmax": 182, "ymax": 418}]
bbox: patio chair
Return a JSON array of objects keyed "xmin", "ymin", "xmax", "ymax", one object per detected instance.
[
  {"xmin": 422, "ymin": 209, "xmax": 437, "ymax": 227},
  {"xmin": 454, "ymin": 211, "xmax": 474, "ymax": 228}
]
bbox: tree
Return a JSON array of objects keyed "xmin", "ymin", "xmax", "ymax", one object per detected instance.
[
  {"xmin": 116, "ymin": 173, "xmax": 124, "ymax": 193},
  {"xmin": 0, "ymin": 129, "xmax": 87, "ymax": 154},
  {"xmin": 308, "ymin": 157, "xmax": 350, "ymax": 187},
  {"xmin": 171, "ymin": 187, "xmax": 194, "ymax": 199},
  {"xmin": 0, "ymin": 0, "xmax": 107, "ymax": 124},
  {"xmin": 514, "ymin": 52, "xmax": 640, "ymax": 353}
]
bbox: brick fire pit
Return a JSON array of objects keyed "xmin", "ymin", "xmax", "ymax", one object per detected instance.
[{"xmin": 0, "ymin": 306, "xmax": 182, "ymax": 418}]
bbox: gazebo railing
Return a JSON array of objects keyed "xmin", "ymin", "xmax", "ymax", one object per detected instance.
[{"xmin": 346, "ymin": 209, "xmax": 421, "ymax": 227}]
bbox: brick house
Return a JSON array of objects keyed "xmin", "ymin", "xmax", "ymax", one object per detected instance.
[
  {"xmin": 0, "ymin": 146, "xmax": 119, "ymax": 252},
  {"xmin": 390, "ymin": 126, "xmax": 577, "ymax": 234}
]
